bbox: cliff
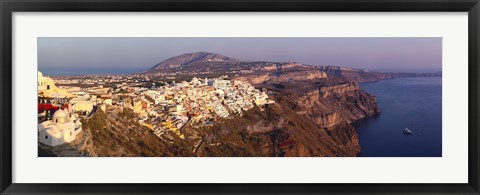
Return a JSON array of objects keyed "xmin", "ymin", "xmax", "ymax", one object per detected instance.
[
  {"xmin": 286, "ymin": 82, "xmax": 379, "ymax": 123},
  {"xmin": 272, "ymin": 82, "xmax": 379, "ymax": 155},
  {"xmin": 318, "ymin": 66, "xmax": 442, "ymax": 83},
  {"xmin": 235, "ymin": 68, "xmax": 328, "ymax": 85},
  {"xmin": 185, "ymin": 81, "xmax": 379, "ymax": 157},
  {"xmin": 190, "ymin": 103, "xmax": 362, "ymax": 157}
]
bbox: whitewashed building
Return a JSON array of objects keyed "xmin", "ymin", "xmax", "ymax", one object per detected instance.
[
  {"xmin": 213, "ymin": 80, "xmax": 230, "ymax": 90},
  {"xmin": 38, "ymin": 108, "xmax": 82, "ymax": 146},
  {"xmin": 37, "ymin": 71, "xmax": 73, "ymax": 98},
  {"xmin": 70, "ymin": 94, "xmax": 94, "ymax": 115}
]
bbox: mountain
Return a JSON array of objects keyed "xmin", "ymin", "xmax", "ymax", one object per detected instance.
[
  {"xmin": 147, "ymin": 52, "xmax": 441, "ymax": 83},
  {"xmin": 148, "ymin": 52, "xmax": 242, "ymax": 72}
]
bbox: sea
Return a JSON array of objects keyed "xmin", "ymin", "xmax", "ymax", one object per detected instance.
[{"xmin": 354, "ymin": 77, "xmax": 442, "ymax": 157}]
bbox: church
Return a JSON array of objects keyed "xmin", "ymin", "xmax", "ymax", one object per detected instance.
[
  {"xmin": 38, "ymin": 71, "xmax": 74, "ymax": 98},
  {"xmin": 38, "ymin": 105, "xmax": 82, "ymax": 146}
]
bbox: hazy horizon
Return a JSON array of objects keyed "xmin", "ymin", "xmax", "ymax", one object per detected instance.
[{"xmin": 38, "ymin": 37, "xmax": 442, "ymax": 75}]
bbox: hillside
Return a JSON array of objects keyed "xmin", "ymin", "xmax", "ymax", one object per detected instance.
[
  {"xmin": 39, "ymin": 80, "xmax": 378, "ymax": 157},
  {"xmin": 187, "ymin": 81, "xmax": 379, "ymax": 157},
  {"xmin": 39, "ymin": 108, "xmax": 193, "ymax": 157},
  {"xmin": 148, "ymin": 52, "xmax": 241, "ymax": 72},
  {"xmin": 147, "ymin": 52, "xmax": 441, "ymax": 84}
]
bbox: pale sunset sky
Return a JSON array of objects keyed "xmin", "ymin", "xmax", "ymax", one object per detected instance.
[{"xmin": 38, "ymin": 37, "xmax": 442, "ymax": 75}]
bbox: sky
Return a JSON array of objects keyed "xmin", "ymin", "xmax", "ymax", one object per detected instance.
[{"xmin": 38, "ymin": 37, "xmax": 442, "ymax": 75}]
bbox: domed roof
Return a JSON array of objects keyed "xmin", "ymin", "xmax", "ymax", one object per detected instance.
[
  {"xmin": 38, "ymin": 71, "xmax": 43, "ymax": 78},
  {"xmin": 53, "ymin": 109, "xmax": 67, "ymax": 118}
]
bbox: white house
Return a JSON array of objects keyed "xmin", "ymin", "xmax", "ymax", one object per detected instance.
[
  {"xmin": 70, "ymin": 94, "xmax": 94, "ymax": 115},
  {"xmin": 38, "ymin": 108, "xmax": 82, "ymax": 146},
  {"xmin": 213, "ymin": 79, "xmax": 230, "ymax": 90}
]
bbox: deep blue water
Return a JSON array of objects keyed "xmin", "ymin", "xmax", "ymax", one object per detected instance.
[{"xmin": 355, "ymin": 77, "xmax": 442, "ymax": 157}]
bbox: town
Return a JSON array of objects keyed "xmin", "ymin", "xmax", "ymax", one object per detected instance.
[{"xmin": 37, "ymin": 71, "xmax": 274, "ymax": 146}]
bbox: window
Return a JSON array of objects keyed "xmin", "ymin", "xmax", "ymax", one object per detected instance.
[
  {"xmin": 45, "ymin": 135, "xmax": 48, "ymax": 140},
  {"xmin": 70, "ymin": 132, "xmax": 72, "ymax": 136},
  {"xmin": 47, "ymin": 85, "xmax": 50, "ymax": 90}
]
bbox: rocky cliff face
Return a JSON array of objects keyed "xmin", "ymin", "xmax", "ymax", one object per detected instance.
[
  {"xmin": 188, "ymin": 81, "xmax": 379, "ymax": 157},
  {"xmin": 235, "ymin": 69, "xmax": 328, "ymax": 84},
  {"xmin": 191, "ymin": 103, "xmax": 362, "ymax": 157},
  {"xmin": 268, "ymin": 82, "xmax": 379, "ymax": 156},
  {"xmin": 318, "ymin": 66, "xmax": 442, "ymax": 83},
  {"xmin": 274, "ymin": 82, "xmax": 379, "ymax": 125}
]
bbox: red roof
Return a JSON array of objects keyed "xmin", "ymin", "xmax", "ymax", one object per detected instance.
[{"xmin": 38, "ymin": 104, "xmax": 69, "ymax": 113}]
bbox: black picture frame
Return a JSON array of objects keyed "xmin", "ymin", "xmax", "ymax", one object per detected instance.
[{"xmin": 1, "ymin": 0, "xmax": 479, "ymax": 194}]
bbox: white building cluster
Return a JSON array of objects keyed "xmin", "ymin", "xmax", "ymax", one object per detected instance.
[
  {"xmin": 38, "ymin": 70, "xmax": 274, "ymax": 143},
  {"xmin": 38, "ymin": 71, "xmax": 97, "ymax": 146},
  {"xmin": 136, "ymin": 77, "xmax": 274, "ymax": 139}
]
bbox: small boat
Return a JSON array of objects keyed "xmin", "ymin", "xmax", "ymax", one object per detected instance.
[{"xmin": 403, "ymin": 128, "xmax": 413, "ymax": 134}]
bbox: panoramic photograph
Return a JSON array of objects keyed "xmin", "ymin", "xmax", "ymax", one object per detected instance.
[{"xmin": 37, "ymin": 37, "xmax": 442, "ymax": 157}]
